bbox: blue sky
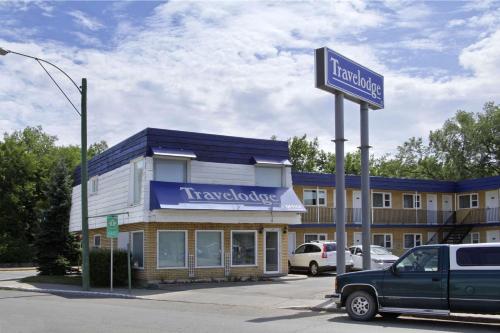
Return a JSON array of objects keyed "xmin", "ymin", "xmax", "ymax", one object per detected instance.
[{"xmin": 0, "ymin": 1, "xmax": 499, "ymax": 155}]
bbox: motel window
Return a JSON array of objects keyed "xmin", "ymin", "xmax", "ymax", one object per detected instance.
[
  {"xmin": 403, "ymin": 194, "xmax": 421, "ymax": 209},
  {"xmin": 304, "ymin": 233, "xmax": 327, "ymax": 243},
  {"xmin": 255, "ymin": 166, "xmax": 282, "ymax": 187},
  {"xmin": 373, "ymin": 234, "xmax": 392, "ymax": 249},
  {"xmin": 404, "ymin": 233, "xmax": 422, "ymax": 249},
  {"xmin": 427, "ymin": 232, "xmax": 438, "ymax": 244},
  {"xmin": 458, "ymin": 194, "xmax": 479, "ymax": 209},
  {"xmin": 117, "ymin": 231, "xmax": 144, "ymax": 269},
  {"xmin": 154, "ymin": 159, "xmax": 187, "ymax": 182},
  {"xmin": 132, "ymin": 159, "xmax": 144, "ymax": 205},
  {"xmin": 303, "ymin": 189, "xmax": 326, "ymax": 206},
  {"xmin": 89, "ymin": 176, "xmax": 99, "ymax": 195},
  {"xmin": 463, "ymin": 232, "xmax": 480, "ymax": 244},
  {"xmin": 373, "ymin": 192, "xmax": 391, "ymax": 208},
  {"xmin": 231, "ymin": 231, "xmax": 256, "ymax": 266},
  {"xmin": 158, "ymin": 231, "xmax": 187, "ymax": 268},
  {"xmin": 196, "ymin": 231, "xmax": 223, "ymax": 267},
  {"xmin": 93, "ymin": 235, "xmax": 101, "ymax": 249}
]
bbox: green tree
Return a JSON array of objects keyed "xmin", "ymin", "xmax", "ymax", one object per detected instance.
[
  {"xmin": 88, "ymin": 140, "xmax": 108, "ymax": 159},
  {"xmin": 36, "ymin": 160, "xmax": 73, "ymax": 275},
  {"xmin": 288, "ymin": 134, "xmax": 322, "ymax": 172}
]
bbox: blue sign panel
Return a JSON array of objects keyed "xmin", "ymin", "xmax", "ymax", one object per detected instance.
[
  {"xmin": 315, "ymin": 47, "xmax": 384, "ymax": 109},
  {"xmin": 150, "ymin": 181, "xmax": 306, "ymax": 212}
]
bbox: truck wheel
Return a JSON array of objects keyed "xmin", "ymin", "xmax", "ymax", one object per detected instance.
[
  {"xmin": 309, "ymin": 261, "xmax": 319, "ymax": 276},
  {"xmin": 346, "ymin": 291, "xmax": 377, "ymax": 321},
  {"xmin": 380, "ymin": 312, "xmax": 400, "ymax": 319}
]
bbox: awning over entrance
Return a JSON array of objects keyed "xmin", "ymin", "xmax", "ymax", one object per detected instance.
[{"xmin": 150, "ymin": 181, "xmax": 306, "ymax": 212}]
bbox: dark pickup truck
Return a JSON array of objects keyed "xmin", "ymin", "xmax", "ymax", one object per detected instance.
[{"xmin": 332, "ymin": 243, "xmax": 500, "ymax": 321}]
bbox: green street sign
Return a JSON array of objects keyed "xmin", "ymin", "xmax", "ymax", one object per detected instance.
[{"xmin": 106, "ymin": 215, "xmax": 119, "ymax": 238}]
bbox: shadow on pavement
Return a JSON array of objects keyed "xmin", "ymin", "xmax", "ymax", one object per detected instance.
[
  {"xmin": 247, "ymin": 311, "xmax": 331, "ymax": 323},
  {"xmin": 328, "ymin": 314, "xmax": 500, "ymax": 332}
]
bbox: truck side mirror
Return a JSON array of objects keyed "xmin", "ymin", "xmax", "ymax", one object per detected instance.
[{"xmin": 391, "ymin": 264, "xmax": 399, "ymax": 276}]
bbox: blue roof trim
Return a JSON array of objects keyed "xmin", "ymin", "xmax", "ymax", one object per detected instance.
[
  {"xmin": 456, "ymin": 175, "xmax": 500, "ymax": 192},
  {"xmin": 74, "ymin": 128, "xmax": 289, "ymax": 185},
  {"xmin": 290, "ymin": 222, "xmax": 500, "ymax": 228},
  {"xmin": 292, "ymin": 172, "xmax": 457, "ymax": 192}
]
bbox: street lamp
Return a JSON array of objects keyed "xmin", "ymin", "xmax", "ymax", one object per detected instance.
[{"xmin": 0, "ymin": 47, "xmax": 90, "ymax": 291}]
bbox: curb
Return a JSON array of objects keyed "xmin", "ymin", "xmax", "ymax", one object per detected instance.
[
  {"xmin": 0, "ymin": 268, "xmax": 37, "ymax": 272},
  {"xmin": 0, "ymin": 285, "xmax": 140, "ymax": 299}
]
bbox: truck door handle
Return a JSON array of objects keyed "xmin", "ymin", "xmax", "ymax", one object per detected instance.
[{"xmin": 432, "ymin": 277, "xmax": 441, "ymax": 282}]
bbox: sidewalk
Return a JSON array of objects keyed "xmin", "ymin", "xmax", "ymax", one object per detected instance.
[{"xmin": 0, "ymin": 274, "xmax": 335, "ymax": 311}]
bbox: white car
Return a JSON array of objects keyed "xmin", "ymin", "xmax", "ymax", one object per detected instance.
[
  {"xmin": 289, "ymin": 241, "xmax": 354, "ymax": 276},
  {"xmin": 349, "ymin": 245, "xmax": 399, "ymax": 270}
]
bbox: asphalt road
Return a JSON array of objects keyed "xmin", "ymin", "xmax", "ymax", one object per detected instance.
[{"xmin": 0, "ymin": 290, "xmax": 499, "ymax": 333}]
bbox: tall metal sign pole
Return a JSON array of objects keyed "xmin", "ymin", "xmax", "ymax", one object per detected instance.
[{"xmin": 315, "ymin": 47, "xmax": 384, "ymax": 272}]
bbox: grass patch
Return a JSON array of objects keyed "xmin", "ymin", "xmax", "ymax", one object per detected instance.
[{"xmin": 20, "ymin": 274, "xmax": 82, "ymax": 285}]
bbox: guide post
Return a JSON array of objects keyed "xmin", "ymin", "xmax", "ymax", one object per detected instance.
[{"xmin": 106, "ymin": 215, "xmax": 119, "ymax": 292}]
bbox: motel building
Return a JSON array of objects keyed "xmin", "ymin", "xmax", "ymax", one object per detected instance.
[
  {"xmin": 69, "ymin": 128, "xmax": 306, "ymax": 283},
  {"xmin": 69, "ymin": 128, "xmax": 500, "ymax": 283}
]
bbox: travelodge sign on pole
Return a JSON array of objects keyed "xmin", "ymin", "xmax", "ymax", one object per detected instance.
[{"xmin": 315, "ymin": 47, "xmax": 384, "ymax": 109}]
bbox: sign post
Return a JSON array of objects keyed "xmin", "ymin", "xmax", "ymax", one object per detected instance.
[
  {"xmin": 107, "ymin": 215, "xmax": 119, "ymax": 291},
  {"xmin": 316, "ymin": 47, "xmax": 384, "ymax": 272}
]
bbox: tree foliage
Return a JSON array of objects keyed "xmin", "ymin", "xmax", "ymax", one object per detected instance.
[
  {"xmin": 286, "ymin": 102, "xmax": 499, "ymax": 180},
  {"xmin": 0, "ymin": 126, "xmax": 106, "ymax": 264}
]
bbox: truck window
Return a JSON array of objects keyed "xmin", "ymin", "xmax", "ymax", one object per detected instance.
[
  {"xmin": 457, "ymin": 247, "xmax": 500, "ymax": 266},
  {"xmin": 396, "ymin": 248, "xmax": 439, "ymax": 273}
]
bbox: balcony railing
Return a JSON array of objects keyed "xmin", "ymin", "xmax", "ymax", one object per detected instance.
[{"xmin": 301, "ymin": 207, "xmax": 500, "ymax": 225}]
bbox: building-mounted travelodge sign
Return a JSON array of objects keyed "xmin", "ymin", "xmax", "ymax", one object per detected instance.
[
  {"xmin": 150, "ymin": 181, "xmax": 306, "ymax": 212},
  {"xmin": 315, "ymin": 47, "xmax": 384, "ymax": 109}
]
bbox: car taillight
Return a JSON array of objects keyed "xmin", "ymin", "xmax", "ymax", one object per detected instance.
[{"xmin": 322, "ymin": 244, "xmax": 328, "ymax": 258}]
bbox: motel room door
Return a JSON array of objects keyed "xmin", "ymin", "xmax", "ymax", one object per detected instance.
[
  {"xmin": 442, "ymin": 194, "xmax": 453, "ymax": 224},
  {"xmin": 427, "ymin": 194, "xmax": 437, "ymax": 225},
  {"xmin": 486, "ymin": 190, "xmax": 499, "ymax": 223},
  {"xmin": 265, "ymin": 229, "xmax": 280, "ymax": 274},
  {"xmin": 352, "ymin": 191, "xmax": 362, "ymax": 224}
]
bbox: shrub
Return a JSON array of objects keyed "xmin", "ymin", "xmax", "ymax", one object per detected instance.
[
  {"xmin": 89, "ymin": 249, "xmax": 132, "ymax": 287},
  {"xmin": 38, "ymin": 255, "xmax": 70, "ymax": 275}
]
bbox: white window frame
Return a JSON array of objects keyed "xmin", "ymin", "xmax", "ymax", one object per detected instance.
[
  {"xmin": 403, "ymin": 233, "xmax": 422, "ymax": 249},
  {"xmin": 304, "ymin": 233, "xmax": 328, "ymax": 243},
  {"xmin": 89, "ymin": 176, "xmax": 99, "ymax": 195},
  {"xmin": 93, "ymin": 234, "xmax": 101, "ymax": 248},
  {"xmin": 372, "ymin": 192, "xmax": 392, "ymax": 208},
  {"xmin": 153, "ymin": 157, "xmax": 189, "ymax": 182},
  {"xmin": 131, "ymin": 230, "xmax": 145, "ymax": 269},
  {"xmin": 195, "ymin": 230, "xmax": 224, "ymax": 268},
  {"xmin": 458, "ymin": 193, "xmax": 479, "ymax": 209},
  {"xmin": 254, "ymin": 165, "xmax": 284, "ymax": 187},
  {"xmin": 157, "ymin": 230, "xmax": 188, "ymax": 270},
  {"xmin": 303, "ymin": 189, "xmax": 327, "ymax": 207},
  {"xmin": 403, "ymin": 193, "xmax": 421, "ymax": 209},
  {"xmin": 468, "ymin": 232, "xmax": 480, "ymax": 244},
  {"xmin": 230, "ymin": 230, "xmax": 258, "ymax": 267},
  {"xmin": 372, "ymin": 233, "xmax": 393, "ymax": 249},
  {"xmin": 129, "ymin": 157, "xmax": 145, "ymax": 206}
]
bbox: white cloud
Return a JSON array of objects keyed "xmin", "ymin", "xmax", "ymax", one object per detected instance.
[
  {"xmin": 0, "ymin": 1, "xmax": 499, "ymax": 158},
  {"xmin": 68, "ymin": 10, "xmax": 104, "ymax": 31}
]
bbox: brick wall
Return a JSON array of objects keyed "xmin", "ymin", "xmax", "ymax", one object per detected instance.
[{"xmin": 89, "ymin": 222, "xmax": 288, "ymax": 282}]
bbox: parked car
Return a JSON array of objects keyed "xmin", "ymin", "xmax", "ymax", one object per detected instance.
[
  {"xmin": 289, "ymin": 241, "xmax": 354, "ymax": 276},
  {"xmin": 349, "ymin": 245, "xmax": 399, "ymax": 270},
  {"xmin": 330, "ymin": 243, "xmax": 500, "ymax": 321}
]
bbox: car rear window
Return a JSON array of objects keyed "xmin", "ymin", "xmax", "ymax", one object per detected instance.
[
  {"xmin": 325, "ymin": 243, "xmax": 337, "ymax": 252},
  {"xmin": 456, "ymin": 247, "xmax": 500, "ymax": 266}
]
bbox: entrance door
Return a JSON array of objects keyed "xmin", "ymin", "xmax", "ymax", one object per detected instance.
[
  {"xmin": 265, "ymin": 230, "xmax": 280, "ymax": 274},
  {"xmin": 353, "ymin": 232, "xmax": 362, "ymax": 246},
  {"xmin": 287, "ymin": 232, "xmax": 296, "ymax": 255},
  {"xmin": 442, "ymin": 195, "xmax": 453, "ymax": 224},
  {"xmin": 427, "ymin": 194, "xmax": 437, "ymax": 225},
  {"xmin": 352, "ymin": 191, "xmax": 362, "ymax": 224},
  {"xmin": 487, "ymin": 230, "xmax": 499, "ymax": 243},
  {"xmin": 486, "ymin": 190, "xmax": 499, "ymax": 223}
]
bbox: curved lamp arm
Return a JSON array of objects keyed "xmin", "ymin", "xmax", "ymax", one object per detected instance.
[{"xmin": 0, "ymin": 47, "xmax": 82, "ymax": 115}]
